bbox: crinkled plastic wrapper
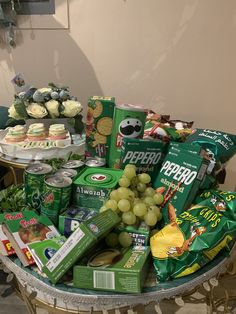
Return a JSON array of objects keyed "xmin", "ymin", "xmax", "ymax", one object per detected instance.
[
  {"xmin": 144, "ymin": 112, "xmax": 194, "ymax": 143},
  {"xmin": 186, "ymin": 128, "xmax": 236, "ymax": 169},
  {"xmin": 150, "ymin": 191, "xmax": 236, "ymax": 282}
]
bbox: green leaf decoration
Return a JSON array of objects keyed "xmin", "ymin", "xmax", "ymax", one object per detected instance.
[
  {"xmin": 14, "ymin": 99, "xmax": 28, "ymax": 119},
  {"xmin": 59, "ymin": 103, "xmax": 65, "ymax": 115},
  {"xmin": 74, "ymin": 114, "xmax": 84, "ymax": 134},
  {"xmin": 0, "ymin": 184, "xmax": 26, "ymax": 213},
  {"xmin": 67, "ymin": 118, "xmax": 75, "ymax": 127},
  {"xmin": 5, "ymin": 117, "xmax": 16, "ymax": 127},
  {"xmin": 5, "ymin": 118, "xmax": 25, "ymax": 127}
]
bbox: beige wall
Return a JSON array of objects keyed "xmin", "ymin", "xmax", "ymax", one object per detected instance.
[{"xmin": 0, "ymin": 0, "xmax": 235, "ymax": 189}]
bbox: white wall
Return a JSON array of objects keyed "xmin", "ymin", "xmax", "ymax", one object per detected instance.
[{"xmin": 0, "ymin": 0, "xmax": 235, "ymax": 189}]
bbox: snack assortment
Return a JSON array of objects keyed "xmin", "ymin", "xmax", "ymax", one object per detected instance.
[{"xmin": 1, "ymin": 95, "xmax": 236, "ymax": 295}]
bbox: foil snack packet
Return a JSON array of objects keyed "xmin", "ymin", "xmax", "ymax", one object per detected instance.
[
  {"xmin": 144, "ymin": 113, "xmax": 194, "ymax": 143},
  {"xmin": 150, "ymin": 193, "xmax": 236, "ymax": 281},
  {"xmin": 186, "ymin": 128, "xmax": 236, "ymax": 172}
]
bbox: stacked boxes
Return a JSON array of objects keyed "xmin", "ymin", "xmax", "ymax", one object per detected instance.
[{"xmin": 42, "ymin": 209, "xmax": 120, "ymax": 284}]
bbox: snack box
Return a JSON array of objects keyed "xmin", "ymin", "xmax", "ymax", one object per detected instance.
[
  {"xmin": 42, "ymin": 209, "xmax": 120, "ymax": 284},
  {"xmin": 115, "ymin": 221, "xmax": 150, "ymax": 246},
  {"xmin": 58, "ymin": 207, "xmax": 97, "ymax": 237},
  {"xmin": 85, "ymin": 96, "xmax": 115, "ymax": 164},
  {"xmin": 2, "ymin": 211, "xmax": 59, "ymax": 266},
  {"xmin": 169, "ymin": 142, "xmax": 204, "ymax": 155},
  {"xmin": 120, "ymin": 138, "xmax": 166, "ymax": 182},
  {"xmin": 154, "ymin": 147, "xmax": 209, "ymax": 224},
  {"xmin": 73, "ymin": 246, "xmax": 151, "ymax": 293},
  {"xmin": 72, "ymin": 167, "xmax": 123, "ymax": 210},
  {"xmin": 169, "ymin": 143, "xmax": 215, "ymax": 189},
  {"xmin": 0, "ymin": 213, "xmax": 15, "ymax": 256},
  {"xmin": 27, "ymin": 236, "xmax": 66, "ymax": 271}
]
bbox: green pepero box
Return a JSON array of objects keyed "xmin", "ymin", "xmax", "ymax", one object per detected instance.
[{"xmin": 154, "ymin": 147, "xmax": 209, "ymax": 224}]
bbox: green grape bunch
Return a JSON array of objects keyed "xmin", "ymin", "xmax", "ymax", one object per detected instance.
[{"xmin": 100, "ymin": 164, "xmax": 165, "ymax": 248}]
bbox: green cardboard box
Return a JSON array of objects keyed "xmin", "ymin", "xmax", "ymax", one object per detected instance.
[
  {"xmin": 72, "ymin": 167, "xmax": 123, "ymax": 210},
  {"xmin": 85, "ymin": 96, "xmax": 115, "ymax": 164},
  {"xmin": 58, "ymin": 206, "xmax": 97, "ymax": 237},
  {"xmin": 154, "ymin": 147, "xmax": 208, "ymax": 224},
  {"xmin": 115, "ymin": 221, "xmax": 150, "ymax": 246},
  {"xmin": 120, "ymin": 138, "xmax": 165, "ymax": 182},
  {"xmin": 169, "ymin": 142, "xmax": 204, "ymax": 155},
  {"xmin": 27, "ymin": 236, "xmax": 66, "ymax": 271},
  {"xmin": 42, "ymin": 209, "xmax": 120, "ymax": 284},
  {"xmin": 73, "ymin": 246, "xmax": 151, "ymax": 293}
]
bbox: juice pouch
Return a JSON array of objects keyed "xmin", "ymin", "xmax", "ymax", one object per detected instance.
[
  {"xmin": 150, "ymin": 200, "xmax": 236, "ymax": 282},
  {"xmin": 186, "ymin": 128, "xmax": 236, "ymax": 171}
]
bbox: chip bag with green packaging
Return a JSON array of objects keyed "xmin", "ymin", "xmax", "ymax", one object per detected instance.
[
  {"xmin": 186, "ymin": 128, "xmax": 236, "ymax": 173},
  {"xmin": 194, "ymin": 190, "xmax": 236, "ymax": 220},
  {"xmin": 150, "ymin": 192, "xmax": 236, "ymax": 282}
]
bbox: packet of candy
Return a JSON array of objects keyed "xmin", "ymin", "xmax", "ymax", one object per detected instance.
[
  {"xmin": 144, "ymin": 114, "xmax": 193, "ymax": 142},
  {"xmin": 150, "ymin": 193, "xmax": 236, "ymax": 281},
  {"xmin": 161, "ymin": 117, "xmax": 194, "ymax": 130},
  {"xmin": 144, "ymin": 111, "xmax": 168, "ymax": 139}
]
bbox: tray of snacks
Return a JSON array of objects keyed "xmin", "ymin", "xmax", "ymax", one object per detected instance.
[
  {"xmin": 1, "ymin": 92, "xmax": 236, "ymax": 314},
  {"xmin": 0, "ymin": 122, "xmax": 85, "ymax": 160}
]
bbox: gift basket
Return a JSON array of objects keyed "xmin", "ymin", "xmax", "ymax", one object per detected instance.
[{"xmin": 0, "ymin": 96, "xmax": 236, "ymax": 313}]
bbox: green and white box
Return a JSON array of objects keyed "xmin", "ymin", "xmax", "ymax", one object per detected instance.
[
  {"xmin": 73, "ymin": 167, "xmax": 123, "ymax": 210},
  {"xmin": 120, "ymin": 138, "xmax": 165, "ymax": 182},
  {"xmin": 154, "ymin": 147, "xmax": 208, "ymax": 224},
  {"xmin": 58, "ymin": 207, "xmax": 97, "ymax": 237},
  {"xmin": 42, "ymin": 209, "xmax": 120, "ymax": 284},
  {"xmin": 73, "ymin": 246, "xmax": 150, "ymax": 293},
  {"xmin": 27, "ymin": 236, "xmax": 66, "ymax": 271},
  {"xmin": 85, "ymin": 96, "xmax": 116, "ymax": 163}
]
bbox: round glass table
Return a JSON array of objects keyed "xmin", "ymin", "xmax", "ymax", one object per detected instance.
[{"xmin": 1, "ymin": 246, "xmax": 236, "ymax": 314}]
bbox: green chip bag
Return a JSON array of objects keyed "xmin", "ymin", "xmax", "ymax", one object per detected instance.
[
  {"xmin": 186, "ymin": 128, "xmax": 236, "ymax": 168},
  {"xmin": 150, "ymin": 197, "xmax": 236, "ymax": 282},
  {"xmin": 194, "ymin": 190, "xmax": 236, "ymax": 220}
]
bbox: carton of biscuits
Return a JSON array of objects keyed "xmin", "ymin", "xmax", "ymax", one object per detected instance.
[{"xmin": 85, "ymin": 96, "xmax": 115, "ymax": 164}]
